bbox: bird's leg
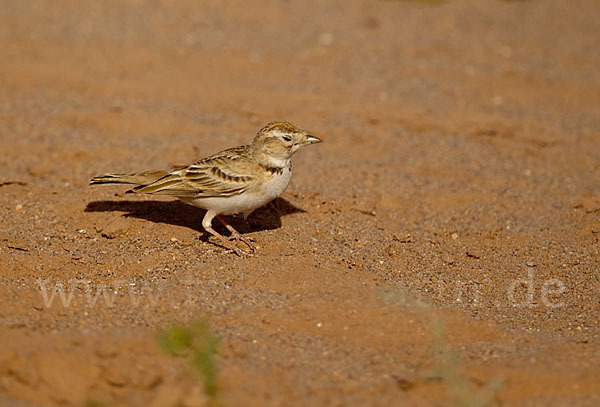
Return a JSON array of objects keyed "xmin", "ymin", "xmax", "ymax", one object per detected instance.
[
  {"xmin": 202, "ymin": 211, "xmax": 247, "ymax": 256},
  {"xmin": 216, "ymin": 215, "xmax": 256, "ymax": 252}
]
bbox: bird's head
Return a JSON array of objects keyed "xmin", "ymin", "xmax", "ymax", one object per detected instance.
[{"xmin": 251, "ymin": 121, "xmax": 322, "ymax": 167}]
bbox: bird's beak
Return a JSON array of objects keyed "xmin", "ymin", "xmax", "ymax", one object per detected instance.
[{"xmin": 302, "ymin": 134, "xmax": 322, "ymax": 145}]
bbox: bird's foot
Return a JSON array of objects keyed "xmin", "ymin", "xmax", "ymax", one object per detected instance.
[
  {"xmin": 229, "ymin": 232, "xmax": 256, "ymax": 252},
  {"xmin": 227, "ymin": 245, "xmax": 251, "ymax": 257},
  {"xmin": 205, "ymin": 225, "xmax": 253, "ymax": 256}
]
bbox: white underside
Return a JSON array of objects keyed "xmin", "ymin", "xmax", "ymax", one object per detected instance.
[{"xmin": 180, "ymin": 165, "xmax": 292, "ymax": 221}]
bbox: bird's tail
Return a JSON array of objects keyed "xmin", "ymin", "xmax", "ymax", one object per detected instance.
[{"xmin": 89, "ymin": 170, "xmax": 169, "ymax": 189}]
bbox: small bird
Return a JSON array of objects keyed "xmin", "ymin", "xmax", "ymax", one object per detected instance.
[{"xmin": 90, "ymin": 121, "xmax": 322, "ymax": 255}]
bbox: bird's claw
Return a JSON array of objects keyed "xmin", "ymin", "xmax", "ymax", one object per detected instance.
[
  {"xmin": 229, "ymin": 233, "xmax": 256, "ymax": 252},
  {"xmin": 228, "ymin": 246, "xmax": 250, "ymax": 257}
]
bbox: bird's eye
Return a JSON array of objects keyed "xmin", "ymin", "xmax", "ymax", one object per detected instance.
[{"xmin": 282, "ymin": 135, "xmax": 292, "ymax": 142}]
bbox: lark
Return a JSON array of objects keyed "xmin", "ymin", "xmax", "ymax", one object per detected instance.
[{"xmin": 90, "ymin": 121, "xmax": 322, "ymax": 255}]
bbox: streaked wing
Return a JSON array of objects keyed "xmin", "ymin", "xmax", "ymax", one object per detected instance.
[{"xmin": 131, "ymin": 146, "xmax": 256, "ymax": 197}]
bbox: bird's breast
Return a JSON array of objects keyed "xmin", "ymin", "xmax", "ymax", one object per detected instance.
[{"xmin": 260, "ymin": 165, "xmax": 292, "ymax": 201}]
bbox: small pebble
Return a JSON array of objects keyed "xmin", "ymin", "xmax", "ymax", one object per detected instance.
[
  {"xmin": 442, "ymin": 254, "xmax": 455, "ymax": 265},
  {"xmin": 526, "ymin": 261, "xmax": 536, "ymax": 268},
  {"xmin": 15, "ymin": 204, "xmax": 23, "ymax": 211},
  {"xmin": 451, "ymin": 233, "xmax": 458, "ymax": 240}
]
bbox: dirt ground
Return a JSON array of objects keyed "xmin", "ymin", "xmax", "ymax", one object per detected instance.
[{"xmin": 1, "ymin": 0, "xmax": 599, "ymax": 406}]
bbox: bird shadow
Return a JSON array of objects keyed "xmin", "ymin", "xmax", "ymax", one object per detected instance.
[{"xmin": 84, "ymin": 197, "xmax": 306, "ymax": 237}]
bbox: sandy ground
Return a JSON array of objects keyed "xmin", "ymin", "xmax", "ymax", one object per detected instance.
[{"xmin": 1, "ymin": 0, "xmax": 599, "ymax": 406}]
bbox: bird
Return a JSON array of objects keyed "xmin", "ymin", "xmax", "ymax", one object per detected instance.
[{"xmin": 90, "ymin": 121, "xmax": 322, "ymax": 255}]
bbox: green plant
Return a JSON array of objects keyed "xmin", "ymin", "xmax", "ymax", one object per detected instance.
[
  {"xmin": 424, "ymin": 315, "xmax": 504, "ymax": 407},
  {"xmin": 157, "ymin": 319, "xmax": 221, "ymax": 405},
  {"xmin": 380, "ymin": 288, "xmax": 503, "ymax": 407}
]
